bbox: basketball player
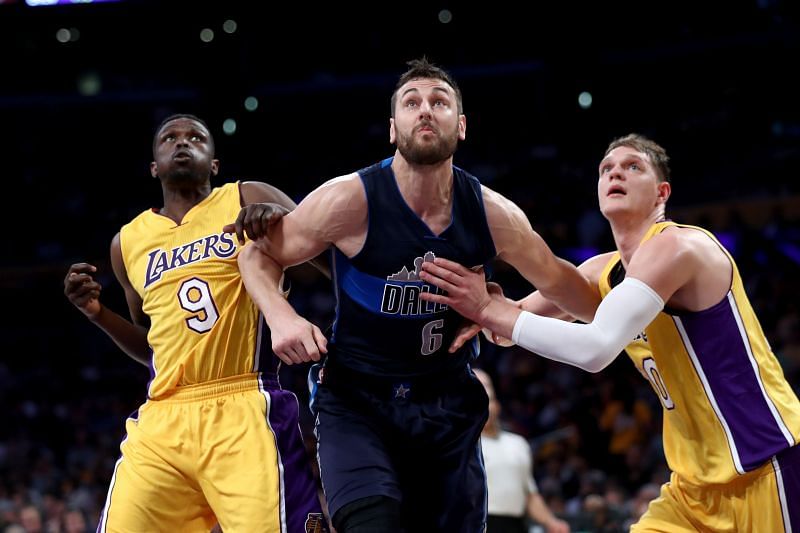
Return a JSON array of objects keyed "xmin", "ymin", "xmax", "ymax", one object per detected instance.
[
  {"xmin": 63, "ymin": 114, "xmax": 327, "ymax": 532},
  {"xmin": 234, "ymin": 58, "xmax": 599, "ymax": 532},
  {"xmin": 418, "ymin": 133, "xmax": 800, "ymax": 531}
]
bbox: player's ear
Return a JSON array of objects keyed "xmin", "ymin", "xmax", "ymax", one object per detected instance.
[
  {"xmin": 458, "ymin": 114, "xmax": 466, "ymax": 141},
  {"xmin": 211, "ymin": 158, "xmax": 220, "ymax": 177},
  {"xmin": 657, "ymin": 180, "xmax": 671, "ymax": 205},
  {"xmin": 150, "ymin": 161, "xmax": 158, "ymax": 179},
  {"xmin": 389, "ymin": 117, "xmax": 396, "ymax": 144}
]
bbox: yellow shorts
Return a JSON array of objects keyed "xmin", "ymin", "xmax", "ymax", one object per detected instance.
[
  {"xmin": 98, "ymin": 373, "xmax": 324, "ymax": 533},
  {"xmin": 633, "ymin": 444, "xmax": 800, "ymax": 532}
]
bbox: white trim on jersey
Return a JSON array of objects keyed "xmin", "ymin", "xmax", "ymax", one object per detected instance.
[
  {"xmin": 674, "ymin": 314, "xmax": 745, "ymax": 475},
  {"xmin": 728, "ymin": 292, "xmax": 794, "ymax": 446},
  {"xmin": 254, "ymin": 312, "xmax": 264, "ymax": 372}
]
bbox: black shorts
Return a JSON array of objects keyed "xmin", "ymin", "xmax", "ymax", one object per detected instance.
[{"xmin": 308, "ymin": 361, "xmax": 489, "ymax": 532}]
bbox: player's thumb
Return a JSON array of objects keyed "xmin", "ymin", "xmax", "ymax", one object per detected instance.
[
  {"xmin": 449, "ymin": 323, "xmax": 481, "ymax": 353},
  {"xmin": 313, "ymin": 326, "xmax": 328, "ymax": 354}
]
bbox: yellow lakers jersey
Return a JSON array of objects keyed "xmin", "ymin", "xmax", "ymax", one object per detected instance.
[
  {"xmin": 120, "ymin": 182, "xmax": 274, "ymax": 399},
  {"xmin": 599, "ymin": 221, "xmax": 800, "ymax": 485}
]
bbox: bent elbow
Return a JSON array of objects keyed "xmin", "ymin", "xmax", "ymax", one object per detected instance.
[
  {"xmin": 237, "ymin": 242, "xmax": 265, "ymax": 269},
  {"xmin": 583, "ymin": 360, "xmax": 610, "ymax": 374},
  {"xmin": 580, "ymin": 346, "xmax": 619, "ymax": 373}
]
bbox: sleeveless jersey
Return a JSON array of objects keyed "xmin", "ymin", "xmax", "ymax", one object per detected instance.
[
  {"xmin": 599, "ymin": 221, "xmax": 800, "ymax": 485},
  {"xmin": 330, "ymin": 158, "xmax": 497, "ymax": 378},
  {"xmin": 120, "ymin": 182, "xmax": 278, "ymax": 399}
]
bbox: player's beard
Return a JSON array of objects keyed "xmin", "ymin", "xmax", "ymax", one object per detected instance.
[
  {"xmin": 396, "ymin": 123, "xmax": 459, "ymax": 165},
  {"xmin": 161, "ymin": 163, "xmax": 208, "ymax": 185}
]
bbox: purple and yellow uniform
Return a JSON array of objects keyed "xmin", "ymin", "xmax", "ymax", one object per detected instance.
[
  {"xmin": 600, "ymin": 221, "xmax": 800, "ymax": 532},
  {"xmin": 99, "ymin": 182, "xmax": 324, "ymax": 533}
]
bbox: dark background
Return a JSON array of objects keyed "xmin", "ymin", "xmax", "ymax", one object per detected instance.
[{"xmin": 2, "ymin": 0, "xmax": 799, "ymax": 531}]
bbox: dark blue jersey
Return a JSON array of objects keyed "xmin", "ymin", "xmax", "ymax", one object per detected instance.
[{"xmin": 329, "ymin": 157, "xmax": 496, "ymax": 378}]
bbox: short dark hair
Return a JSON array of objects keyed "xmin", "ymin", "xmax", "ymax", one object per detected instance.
[
  {"xmin": 152, "ymin": 113, "xmax": 214, "ymax": 157},
  {"xmin": 390, "ymin": 57, "xmax": 463, "ymax": 117},
  {"xmin": 605, "ymin": 133, "xmax": 671, "ymax": 183}
]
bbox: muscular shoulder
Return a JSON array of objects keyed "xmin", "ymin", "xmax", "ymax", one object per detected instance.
[
  {"xmin": 301, "ymin": 173, "xmax": 366, "ymax": 217},
  {"xmin": 292, "ymin": 173, "xmax": 367, "ymax": 242},
  {"xmin": 631, "ymin": 225, "xmax": 732, "ymax": 309},
  {"xmin": 639, "ymin": 226, "xmax": 713, "ymax": 265},
  {"xmin": 481, "ymin": 186, "xmax": 526, "ymax": 224},
  {"xmin": 480, "ymin": 186, "xmax": 531, "ymax": 254}
]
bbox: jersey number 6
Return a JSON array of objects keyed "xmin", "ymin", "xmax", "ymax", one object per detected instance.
[{"xmin": 421, "ymin": 319, "xmax": 444, "ymax": 355}]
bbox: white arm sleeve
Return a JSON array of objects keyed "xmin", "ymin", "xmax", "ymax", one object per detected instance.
[{"xmin": 511, "ymin": 277, "xmax": 664, "ymax": 373}]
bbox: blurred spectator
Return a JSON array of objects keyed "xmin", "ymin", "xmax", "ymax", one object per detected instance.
[{"xmin": 476, "ymin": 368, "xmax": 570, "ymax": 533}]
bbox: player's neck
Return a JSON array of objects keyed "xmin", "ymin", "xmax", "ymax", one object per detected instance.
[
  {"xmin": 159, "ymin": 183, "xmax": 212, "ymax": 224},
  {"xmin": 609, "ymin": 210, "xmax": 666, "ymax": 265},
  {"xmin": 391, "ymin": 153, "xmax": 453, "ymax": 216}
]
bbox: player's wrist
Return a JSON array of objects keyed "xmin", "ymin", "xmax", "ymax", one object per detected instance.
[
  {"xmin": 477, "ymin": 298, "xmax": 515, "ymax": 338},
  {"xmin": 86, "ymin": 303, "xmax": 105, "ymax": 323},
  {"xmin": 262, "ymin": 295, "xmax": 300, "ymax": 325}
]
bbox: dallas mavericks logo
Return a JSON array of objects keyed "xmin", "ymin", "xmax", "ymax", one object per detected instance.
[
  {"xmin": 380, "ymin": 251, "xmax": 447, "ymax": 316},
  {"xmin": 144, "ymin": 232, "xmax": 237, "ymax": 287},
  {"xmin": 387, "ymin": 251, "xmax": 435, "ymax": 282}
]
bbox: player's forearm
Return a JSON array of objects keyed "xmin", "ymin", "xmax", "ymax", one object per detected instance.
[
  {"xmin": 512, "ymin": 278, "xmax": 663, "ymax": 373},
  {"xmin": 517, "ymin": 290, "xmax": 572, "ymax": 321},
  {"xmin": 90, "ymin": 306, "xmax": 151, "ymax": 366},
  {"xmin": 239, "ymin": 244, "xmax": 298, "ymax": 325},
  {"xmin": 536, "ymin": 258, "xmax": 599, "ymax": 323}
]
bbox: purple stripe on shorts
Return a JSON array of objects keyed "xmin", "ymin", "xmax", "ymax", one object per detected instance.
[{"xmin": 265, "ymin": 385, "xmax": 325, "ymax": 533}]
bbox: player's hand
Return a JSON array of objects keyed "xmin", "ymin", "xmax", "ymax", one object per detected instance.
[
  {"xmin": 448, "ymin": 282, "xmax": 513, "ymax": 352},
  {"xmin": 222, "ymin": 202, "xmax": 289, "ymax": 244},
  {"xmin": 269, "ymin": 313, "xmax": 328, "ymax": 365},
  {"xmin": 481, "ymin": 328, "xmax": 515, "ymax": 347},
  {"xmin": 418, "ymin": 258, "xmax": 492, "ymax": 324},
  {"xmin": 483, "ymin": 282, "xmax": 515, "ymax": 346},
  {"xmin": 64, "ymin": 263, "xmax": 103, "ymax": 320},
  {"xmin": 449, "ymin": 321, "xmax": 481, "ymax": 353}
]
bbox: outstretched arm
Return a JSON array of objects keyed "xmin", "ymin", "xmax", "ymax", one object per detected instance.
[
  {"xmin": 420, "ymin": 259, "xmax": 661, "ymax": 372},
  {"xmin": 481, "ymin": 187, "xmax": 600, "ymax": 322},
  {"xmin": 420, "ymin": 232, "xmax": 696, "ymax": 372},
  {"xmin": 63, "ymin": 234, "xmax": 151, "ymax": 366},
  {"xmin": 447, "ymin": 253, "xmax": 614, "ymax": 351},
  {"xmin": 516, "ymin": 252, "xmax": 615, "ymax": 319}
]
